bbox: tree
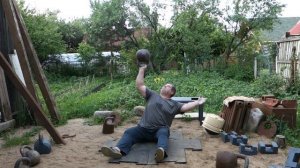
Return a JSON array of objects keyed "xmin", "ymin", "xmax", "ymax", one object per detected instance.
[
  {"xmin": 89, "ymin": 0, "xmax": 133, "ymax": 50},
  {"xmin": 129, "ymin": 0, "xmax": 226, "ymax": 73},
  {"xmin": 170, "ymin": 0, "xmax": 221, "ymax": 72},
  {"xmin": 18, "ymin": 0, "xmax": 66, "ymax": 64},
  {"xmin": 218, "ymin": 0, "xmax": 285, "ymax": 65},
  {"xmin": 58, "ymin": 19, "xmax": 87, "ymax": 53},
  {"xmin": 89, "ymin": 0, "xmax": 141, "ymax": 79},
  {"xmin": 77, "ymin": 42, "xmax": 96, "ymax": 75},
  {"xmin": 77, "ymin": 42, "xmax": 96, "ymax": 66}
]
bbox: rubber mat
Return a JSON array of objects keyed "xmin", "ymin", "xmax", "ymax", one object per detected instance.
[{"xmin": 101, "ymin": 131, "xmax": 202, "ymax": 165}]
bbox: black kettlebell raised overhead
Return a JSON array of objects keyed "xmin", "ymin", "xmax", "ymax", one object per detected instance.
[{"xmin": 136, "ymin": 49, "xmax": 150, "ymax": 67}]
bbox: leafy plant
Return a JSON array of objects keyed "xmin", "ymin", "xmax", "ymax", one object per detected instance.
[
  {"xmin": 1, "ymin": 127, "xmax": 42, "ymax": 148},
  {"xmin": 265, "ymin": 115, "xmax": 300, "ymax": 146},
  {"xmin": 83, "ymin": 117, "xmax": 105, "ymax": 126},
  {"xmin": 182, "ymin": 114, "xmax": 193, "ymax": 122}
]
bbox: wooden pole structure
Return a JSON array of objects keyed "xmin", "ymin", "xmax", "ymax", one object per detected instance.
[
  {"xmin": 0, "ymin": 0, "xmax": 12, "ymax": 122},
  {"xmin": 1, "ymin": 0, "xmax": 42, "ymax": 124},
  {"xmin": 0, "ymin": 52, "xmax": 65, "ymax": 144},
  {"xmin": 0, "ymin": 68, "xmax": 12, "ymax": 121},
  {"xmin": 1, "ymin": 0, "xmax": 37, "ymax": 100},
  {"xmin": 12, "ymin": 0, "xmax": 60, "ymax": 121}
]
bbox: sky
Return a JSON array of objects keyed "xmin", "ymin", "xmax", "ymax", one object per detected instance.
[{"xmin": 23, "ymin": 0, "xmax": 300, "ymax": 22}]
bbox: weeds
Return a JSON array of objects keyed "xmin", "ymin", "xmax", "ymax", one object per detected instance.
[
  {"xmin": 1, "ymin": 127, "xmax": 42, "ymax": 148},
  {"xmin": 182, "ymin": 114, "xmax": 193, "ymax": 122},
  {"xmin": 13, "ymin": 71, "xmax": 298, "ymax": 147},
  {"xmin": 83, "ymin": 117, "xmax": 105, "ymax": 126}
]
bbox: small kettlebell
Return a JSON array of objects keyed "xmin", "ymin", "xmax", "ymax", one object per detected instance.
[
  {"xmin": 34, "ymin": 134, "xmax": 52, "ymax": 154},
  {"xmin": 216, "ymin": 151, "xmax": 249, "ymax": 168},
  {"xmin": 20, "ymin": 145, "xmax": 40, "ymax": 166},
  {"xmin": 136, "ymin": 49, "xmax": 150, "ymax": 67},
  {"xmin": 102, "ymin": 117, "xmax": 115, "ymax": 134},
  {"xmin": 14, "ymin": 157, "xmax": 31, "ymax": 168}
]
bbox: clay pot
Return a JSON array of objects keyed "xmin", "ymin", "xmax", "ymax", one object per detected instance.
[
  {"xmin": 136, "ymin": 49, "xmax": 150, "ymax": 66},
  {"xmin": 216, "ymin": 151, "xmax": 249, "ymax": 168},
  {"xmin": 257, "ymin": 121, "xmax": 277, "ymax": 138}
]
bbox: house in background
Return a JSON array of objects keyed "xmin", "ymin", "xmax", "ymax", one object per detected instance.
[
  {"xmin": 276, "ymin": 20, "xmax": 300, "ymax": 79},
  {"xmin": 261, "ymin": 17, "xmax": 300, "ymax": 42},
  {"xmin": 259, "ymin": 17, "xmax": 300, "ymax": 77}
]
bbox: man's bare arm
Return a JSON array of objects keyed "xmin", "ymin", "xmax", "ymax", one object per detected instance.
[
  {"xmin": 136, "ymin": 65, "xmax": 147, "ymax": 97},
  {"xmin": 180, "ymin": 97, "xmax": 206, "ymax": 113}
]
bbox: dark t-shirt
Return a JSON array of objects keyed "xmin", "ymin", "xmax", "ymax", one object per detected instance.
[{"xmin": 138, "ymin": 88, "xmax": 183, "ymax": 129}]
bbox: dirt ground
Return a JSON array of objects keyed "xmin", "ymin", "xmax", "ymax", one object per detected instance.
[{"xmin": 0, "ymin": 117, "xmax": 288, "ymax": 168}]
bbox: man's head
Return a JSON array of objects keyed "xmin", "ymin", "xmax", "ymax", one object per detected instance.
[{"xmin": 160, "ymin": 83, "xmax": 176, "ymax": 98}]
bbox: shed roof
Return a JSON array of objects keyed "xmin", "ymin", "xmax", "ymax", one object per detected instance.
[
  {"xmin": 261, "ymin": 17, "xmax": 300, "ymax": 42},
  {"xmin": 288, "ymin": 21, "xmax": 300, "ymax": 35}
]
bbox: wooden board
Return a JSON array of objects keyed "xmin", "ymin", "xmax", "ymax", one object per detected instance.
[
  {"xmin": 0, "ymin": 119, "xmax": 15, "ymax": 132},
  {"xmin": 0, "ymin": 52, "xmax": 65, "ymax": 144}
]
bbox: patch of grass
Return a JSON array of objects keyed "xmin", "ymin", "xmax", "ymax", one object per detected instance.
[
  {"xmin": 119, "ymin": 110, "xmax": 135, "ymax": 123},
  {"xmin": 266, "ymin": 115, "xmax": 300, "ymax": 147},
  {"xmin": 183, "ymin": 114, "xmax": 193, "ymax": 122},
  {"xmin": 83, "ymin": 117, "xmax": 105, "ymax": 126},
  {"xmin": 282, "ymin": 128, "xmax": 300, "ymax": 147},
  {"xmin": 2, "ymin": 127, "xmax": 42, "ymax": 148},
  {"xmin": 83, "ymin": 110, "xmax": 135, "ymax": 126},
  {"xmin": 3, "ymin": 136, "xmax": 32, "ymax": 148}
]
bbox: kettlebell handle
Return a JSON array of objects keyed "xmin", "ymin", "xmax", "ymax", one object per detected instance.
[
  {"xmin": 105, "ymin": 116, "xmax": 115, "ymax": 123},
  {"xmin": 236, "ymin": 153, "xmax": 249, "ymax": 168},
  {"xmin": 20, "ymin": 145, "xmax": 33, "ymax": 157},
  {"xmin": 14, "ymin": 157, "xmax": 31, "ymax": 168},
  {"xmin": 39, "ymin": 133, "xmax": 43, "ymax": 140}
]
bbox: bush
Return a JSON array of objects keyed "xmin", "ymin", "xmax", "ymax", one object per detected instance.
[
  {"xmin": 224, "ymin": 64, "xmax": 254, "ymax": 81},
  {"xmin": 252, "ymin": 73, "xmax": 286, "ymax": 97}
]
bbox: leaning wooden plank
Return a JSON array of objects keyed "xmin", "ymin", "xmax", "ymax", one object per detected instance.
[
  {"xmin": 0, "ymin": 68, "xmax": 12, "ymax": 121},
  {"xmin": 0, "ymin": 119, "xmax": 15, "ymax": 133},
  {"xmin": 1, "ymin": 0, "xmax": 37, "ymax": 100},
  {"xmin": 12, "ymin": 0, "xmax": 60, "ymax": 121},
  {"xmin": 2, "ymin": 0, "xmax": 41, "ymax": 124},
  {"xmin": 0, "ymin": 52, "xmax": 65, "ymax": 144}
]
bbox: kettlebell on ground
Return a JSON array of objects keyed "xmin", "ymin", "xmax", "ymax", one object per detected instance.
[
  {"xmin": 102, "ymin": 116, "xmax": 115, "ymax": 134},
  {"xmin": 14, "ymin": 157, "xmax": 31, "ymax": 168},
  {"xmin": 20, "ymin": 145, "xmax": 40, "ymax": 166},
  {"xmin": 34, "ymin": 134, "xmax": 52, "ymax": 154},
  {"xmin": 216, "ymin": 151, "xmax": 249, "ymax": 168}
]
